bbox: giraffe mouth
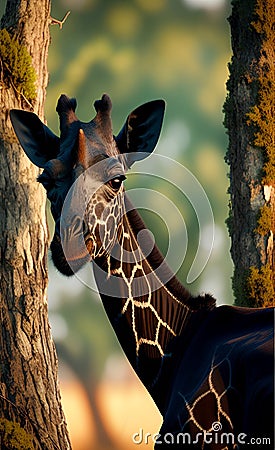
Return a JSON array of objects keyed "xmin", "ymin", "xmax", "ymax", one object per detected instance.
[{"xmin": 50, "ymin": 233, "xmax": 91, "ymax": 276}]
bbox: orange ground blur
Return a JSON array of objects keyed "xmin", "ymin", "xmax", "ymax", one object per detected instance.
[{"xmin": 60, "ymin": 377, "xmax": 162, "ymax": 450}]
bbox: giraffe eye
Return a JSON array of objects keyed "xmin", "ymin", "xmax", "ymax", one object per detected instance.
[{"xmin": 108, "ymin": 175, "xmax": 126, "ymax": 191}]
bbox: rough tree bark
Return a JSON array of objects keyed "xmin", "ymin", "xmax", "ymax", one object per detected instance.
[
  {"xmin": 0, "ymin": 1, "xmax": 71, "ymax": 448},
  {"xmin": 224, "ymin": 0, "xmax": 274, "ymax": 307}
]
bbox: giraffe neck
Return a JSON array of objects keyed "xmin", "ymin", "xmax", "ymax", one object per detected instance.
[{"xmin": 93, "ymin": 195, "xmax": 215, "ymax": 412}]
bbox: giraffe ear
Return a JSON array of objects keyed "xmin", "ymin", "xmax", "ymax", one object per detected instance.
[
  {"xmin": 115, "ymin": 100, "xmax": 165, "ymax": 167},
  {"xmin": 10, "ymin": 109, "xmax": 60, "ymax": 168}
]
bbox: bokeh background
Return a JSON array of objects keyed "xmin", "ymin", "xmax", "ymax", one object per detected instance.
[{"xmin": 2, "ymin": 0, "xmax": 234, "ymax": 448}]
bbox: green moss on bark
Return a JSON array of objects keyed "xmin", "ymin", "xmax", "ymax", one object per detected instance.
[
  {"xmin": 0, "ymin": 418, "xmax": 35, "ymax": 450},
  {"xmin": 246, "ymin": 0, "xmax": 274, "ymax": 307},
  {"xmin": 246, "ymin": 0, "xmax": 274, "ymax": 186},
  {"xmin": 0, "ymin": 29, "xmax": 36, "ymax": 102},
  {"xmin": 224, "ymin": 0, "xmax": 274, "ymax": 307},
  {"xmin": 256, "ymin": 204, "xmax": 272, "ymax": 236},
  {"xmin": 247, "ymin": 265, "xmax": 274, "ymax": 307}
]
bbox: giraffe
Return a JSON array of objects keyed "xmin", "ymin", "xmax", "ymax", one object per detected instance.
[{"xmin": 10, "ymin": 94, "xmax": 274, "ymax": 449}]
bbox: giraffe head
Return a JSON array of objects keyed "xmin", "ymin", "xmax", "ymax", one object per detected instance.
[{"xmin": 10, "ymin": 94, "xmax": 165, "ymax": 275}]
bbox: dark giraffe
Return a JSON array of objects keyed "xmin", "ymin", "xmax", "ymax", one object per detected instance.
[{"xmin": 10, "ymin": 94, "xmax": 274, "ymax": 449}]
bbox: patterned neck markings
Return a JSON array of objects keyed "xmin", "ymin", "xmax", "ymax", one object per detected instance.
[{"xmin": 91, "ymin": 193, "xmax": 193, "ymax": 386}]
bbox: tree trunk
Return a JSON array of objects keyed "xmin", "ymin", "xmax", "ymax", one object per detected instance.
[
  {"xmin": 0, "ymin": 1, "xmax": 71, "ymax": 448},
  {"xmin": 224, "ymin": 0, "xmax": 274, "ymax": 307}
]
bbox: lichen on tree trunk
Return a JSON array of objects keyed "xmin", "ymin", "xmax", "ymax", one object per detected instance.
[
  {"xmin": 0, "ymin": 1, "xmax": 71, "ymax": 448},
  {"xmin": 224, "ymin": 0, "xmax": 274, "ymax": 307}
]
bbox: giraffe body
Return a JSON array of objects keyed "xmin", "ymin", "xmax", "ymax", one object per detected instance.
[{"xmin": 10, "ymin": 94, "xmax": 274, "ymax": 449}]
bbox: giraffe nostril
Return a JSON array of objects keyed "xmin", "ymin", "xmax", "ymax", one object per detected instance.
[{"xmin": 73, "ymin": 215, "xmax": 85, "ymax": 236}]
